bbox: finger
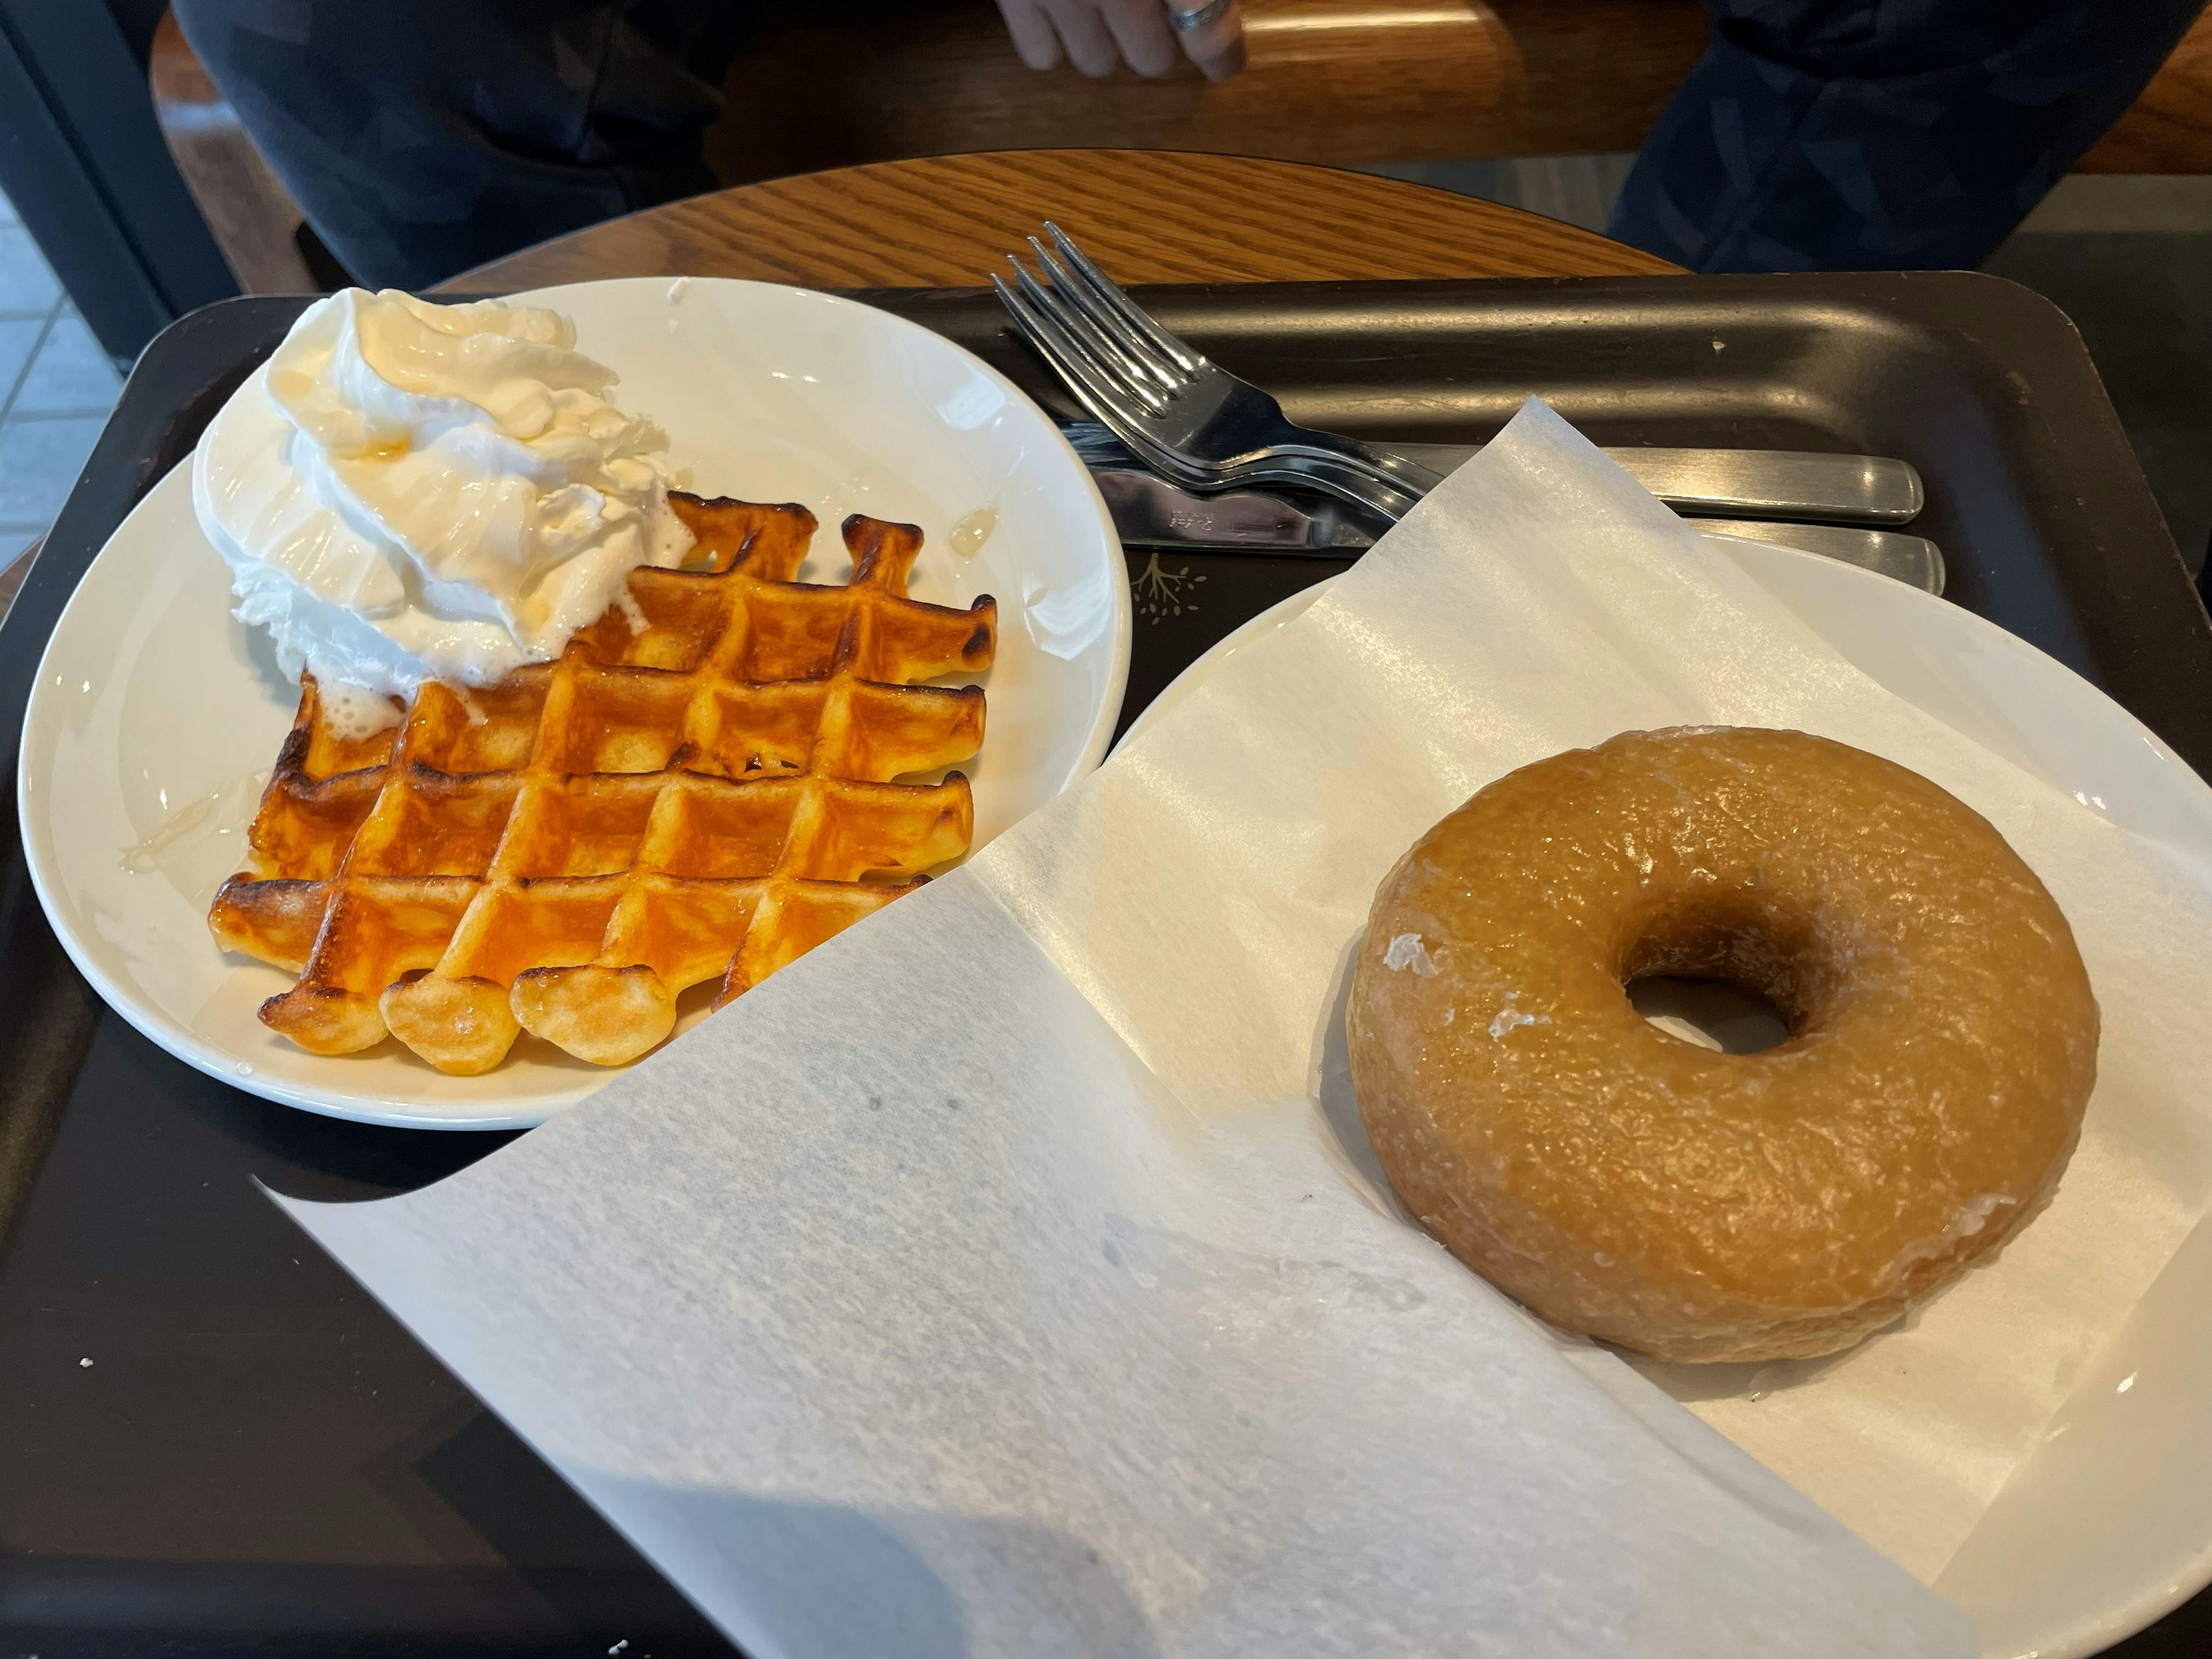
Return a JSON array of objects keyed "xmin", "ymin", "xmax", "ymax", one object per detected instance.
[
  {"xmin": 994, "ymin": 0, "xmax": 1063, "ymax": 69},
  {"xmin": 1098, "ymin": 0, "xmax": 1178, "ymax": 77},
  {"xmin": 1039, "ymin": 0, "xmax": 1123, "ymax": 77},
  {"xmin": 1174, "ymin": 1, "xmax": 1247, "ymax": 81}
]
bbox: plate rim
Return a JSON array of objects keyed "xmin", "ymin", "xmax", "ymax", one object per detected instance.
[{"xmin": 17, "ymin": 276, "xmax": 1132, "ymax": 1130}]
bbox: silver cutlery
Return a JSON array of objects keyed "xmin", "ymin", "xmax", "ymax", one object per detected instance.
[
  {"xmin": 1388, "ymin": 442, "xmax": 1922, "ymax": 525},
  {"xmin": 996, "ymin": 222, "xmax": 1942, "ymax": 592},
  {"xmin": 994, "ymin": 224, "xmax": 1441, "ymax": 525},
  {"xmin": 998, "ymin": 224, "xmax": 1935, "ymax": 543},
  {"xmin": 1063, "ymin": 423, "xmax": 1923, "ymax": 527},
  {"xmin": 1089, "ymin": 465, "xmax": 1946, "ymax": 596}
]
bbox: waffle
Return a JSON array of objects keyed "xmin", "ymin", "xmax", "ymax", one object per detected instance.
[{"xmin": 208, "ymin": 494, "xmax": 995, "ymax": 1074}]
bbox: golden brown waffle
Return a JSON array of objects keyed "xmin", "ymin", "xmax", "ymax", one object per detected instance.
[{"xmin": 208, "ymin": 494, "xmax": 995, "ymax": 1074}]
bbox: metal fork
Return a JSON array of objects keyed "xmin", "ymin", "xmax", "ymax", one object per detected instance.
[{"xmin": 993, "ymin": 224, "xmax": 1443, "ymax": 527}]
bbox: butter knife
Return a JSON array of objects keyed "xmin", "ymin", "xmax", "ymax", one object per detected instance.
[{"xmin": 1091, "ymin": 467, "xmax": 1947, "ymax": 597}]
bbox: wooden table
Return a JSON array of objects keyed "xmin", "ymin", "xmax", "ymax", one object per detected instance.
[{"xmin": 449, "ymin": 148, "xmax": 1679, "ymax": 293}]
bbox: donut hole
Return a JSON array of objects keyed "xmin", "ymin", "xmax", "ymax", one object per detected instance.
[
  {"xmin": 1627, "ymin": 976, "xmax": 1791, "ymax": 1054},
  {"xmin": 1618, "ymin": 890, "xmax": 1839, "ymax": 1055}
]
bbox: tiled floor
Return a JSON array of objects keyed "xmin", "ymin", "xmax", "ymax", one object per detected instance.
[{"xmin": 0, "ymin": 185, "xmax": 125, "ymax": 567}]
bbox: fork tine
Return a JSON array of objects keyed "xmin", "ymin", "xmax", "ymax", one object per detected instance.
[
  {"xmin": 1006, "ymin": 255, "xmax": 1165, "ymax": 415},
  {"xmin": 1044, "ymin": 222, "xmax": 1206, "ymax": 374},
  {"xmin": 991, "ymin": 273, "xmax": 1177, "ymax": 457},
  {"xmin": 993, "ymin": 277, "xmax": 1214, "ymax": 484},
  {"xmin": 1028, "ymin": 237, "xmax": 1183, "ymax": 395},
  {"xmin": 991, "ymin": 271, "xmax": 1116, "ymax": 410},
  {"xmin": 1010, "ymin": 248, "xmax": 1172, "ymax": 411}
]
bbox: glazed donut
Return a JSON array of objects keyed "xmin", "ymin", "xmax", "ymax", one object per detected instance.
[{"xmin": 1347, "ymin": 727, "xmax": 2097, "ymax": 1363}]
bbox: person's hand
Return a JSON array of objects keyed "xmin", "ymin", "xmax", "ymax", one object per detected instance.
[{"xmin": 994, "ymin": 0, "xmax": 1247, "ymax": 82}]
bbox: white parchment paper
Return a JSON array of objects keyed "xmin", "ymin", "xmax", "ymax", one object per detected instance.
[{"xmin": 280, "ymin": 402, "xmax": 2212, "ymax": 1654}]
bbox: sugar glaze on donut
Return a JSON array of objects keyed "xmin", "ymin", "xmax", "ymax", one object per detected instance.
[{"xmin": 1346, "ymin": 727, "xmax": 2097, "ymax": 1363}]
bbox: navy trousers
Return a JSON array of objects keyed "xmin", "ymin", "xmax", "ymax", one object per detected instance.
[
  {"xmin": 171, "ymin": 0, "xmax": 756, "ymax": 291},
  {"xmin": 1609, "ymin": 0, "xmax": 2208, "ymax": 271}
]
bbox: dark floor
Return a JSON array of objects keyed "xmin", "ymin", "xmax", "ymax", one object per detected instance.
[{"xmin": 1985, "ymin": 229, "xmax": 2212, "ymax": 573}]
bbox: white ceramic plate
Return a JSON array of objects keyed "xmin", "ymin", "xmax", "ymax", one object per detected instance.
[
  {"xmin": 1123, "ymin": 537, "xmax": 2212, "ymax": 1659},
  {"xmin": 19, "ymin": 277, "xmax": 1130, "ymax": 1131}
]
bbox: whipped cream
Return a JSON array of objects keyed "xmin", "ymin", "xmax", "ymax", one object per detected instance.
[{"xmin": 193, "ymin": 287, "xmax": 694, "ymax": 700}]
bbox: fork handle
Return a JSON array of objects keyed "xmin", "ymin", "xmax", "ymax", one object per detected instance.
[
  {"xmin": 1267, "ymin": 434, "xmax": 1446, "ymax": 502},
  {"xmin": 1217, "ymin": 452, "xmax": 1428, "ymax": 532}
]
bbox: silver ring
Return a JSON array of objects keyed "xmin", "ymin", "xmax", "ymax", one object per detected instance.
[{"xmin": 1167, "ymin": 0, "xmax": 1230, "ymax": 32}]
